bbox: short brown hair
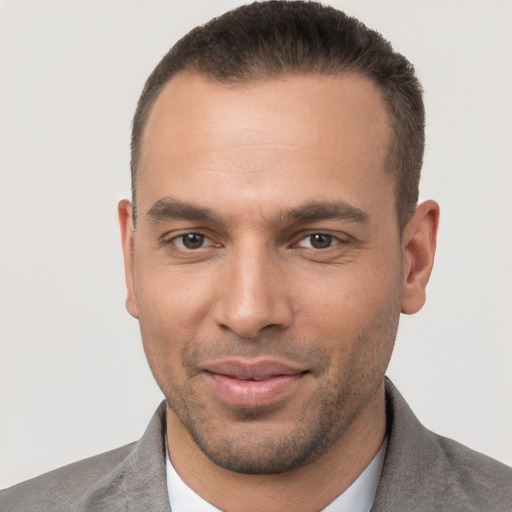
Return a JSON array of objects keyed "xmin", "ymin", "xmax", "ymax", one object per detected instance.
[{"xmin": 131, "ymin": 1, "xmax": 424, "ymax": 230}]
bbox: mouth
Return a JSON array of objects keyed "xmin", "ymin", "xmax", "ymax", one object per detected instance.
[{"xmin": 202, "ymin": 359, "xmax": 309, "ymax": 408}]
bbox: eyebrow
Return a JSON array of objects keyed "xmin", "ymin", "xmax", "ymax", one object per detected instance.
[
  {"xmin": 147, "ymin": 197, "xmax": 222, "ymax": 224},
  {"xmin": 147, "ymin": 197, "xmax": 368, "ymax": 226},
  {"xmin": 276, "ymin": 200, "xmax": 369, "ymax": 225}
]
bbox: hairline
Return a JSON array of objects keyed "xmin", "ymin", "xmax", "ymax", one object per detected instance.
[{"xmin": 131, "ymin": 68, "xmax": 408, "ymax": 232}]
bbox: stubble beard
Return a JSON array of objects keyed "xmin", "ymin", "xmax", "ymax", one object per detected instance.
[
  {"xmin": 163, "ymin": 303, "xmax": 400, "ymax": 475},
  {"xmin": 168, "ymin": 375, "xmax": 376, "ymax": 474}
]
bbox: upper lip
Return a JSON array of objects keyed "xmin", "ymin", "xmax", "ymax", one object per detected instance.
[{"xmin": 202, "ymin": 359, "xmax": 307, "ymax": 380}]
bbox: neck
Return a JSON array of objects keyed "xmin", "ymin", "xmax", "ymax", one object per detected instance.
[{"xmin": 166, "ymin": 383, "xmax": 387, "ymax": 512}]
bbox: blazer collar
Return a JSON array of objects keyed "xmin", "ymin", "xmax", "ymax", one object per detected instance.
[
  {"xmin": 77, "ymin": 401, "xmax": 171, "ymax": 512},
  {"xmin": 371, "ymin": 378, "xmax": 438, "ymax": 512},
  {"xmin": 104, "ymin": 379, "xmax": 430, "ymax": 512}
]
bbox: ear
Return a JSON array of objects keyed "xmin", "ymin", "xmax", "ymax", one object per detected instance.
[
  {"xmin": 401, "ymin": 200, "xmax": 440, "ymax": 315},
  {"xmin": 118, "ymin": 199, "xmax": 139, "ymax": 319}
]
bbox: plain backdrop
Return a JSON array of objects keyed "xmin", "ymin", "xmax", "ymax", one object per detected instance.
[{"xmin": 1, "ymin": 0, "xmax": 511, "ymax": 489}]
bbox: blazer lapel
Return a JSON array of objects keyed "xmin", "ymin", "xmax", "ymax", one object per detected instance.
[
  {"xmin": 123, "ymin": 401, "xmax": 171, "ymax": 511},
  {"xmin": 76, "ymin": 401, "xmax": 171, "ymax": 512}
]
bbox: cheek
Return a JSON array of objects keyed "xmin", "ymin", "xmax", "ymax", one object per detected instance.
[
  {"xmin": 292, "ymin": 257, "xmax": 402, "ymax": 350},
  {"xmin": 295, "ymin": 263, "xmax": 397, "ymax": 315},
  {"xmin": 133, "ymin": 261, "xmax": 230, "ymax": 389},
  {"xmin": 134, "ymin": 257, "xmax": 215, "ymax": 325}
]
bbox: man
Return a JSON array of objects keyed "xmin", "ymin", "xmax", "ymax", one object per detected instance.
[{"xmin": 1, "ymin": 1, "xmax": 511, "ymax": 511}]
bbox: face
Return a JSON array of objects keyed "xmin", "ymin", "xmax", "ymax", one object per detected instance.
[{"xmin": 120, "ymin": 72, "xmax": 430, "ymax": 474}]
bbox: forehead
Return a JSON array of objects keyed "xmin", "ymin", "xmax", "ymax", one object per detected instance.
[{"xmin": 137, "ymin": 72, "xmax": 394, "ymax": 223}]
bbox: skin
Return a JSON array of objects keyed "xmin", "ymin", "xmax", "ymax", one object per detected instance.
[{"xmin": 119, "ymin": 72, "xmax": 439, "ymax": 512}]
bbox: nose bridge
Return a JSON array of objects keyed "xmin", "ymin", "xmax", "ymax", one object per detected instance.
[{"xmin": 213, "ymin": 237, "xmax": 292, "ymax": 338}]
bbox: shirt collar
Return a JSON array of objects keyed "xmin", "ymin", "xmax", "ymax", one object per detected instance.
[{"xmin": 166, "ymin": 438, "xmax": 387, "ymax": 512}]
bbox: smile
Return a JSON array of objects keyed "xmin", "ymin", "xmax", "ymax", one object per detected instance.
[{"xmin": 202, "ymin": 359, "xmax": 308, "ymax": 408}]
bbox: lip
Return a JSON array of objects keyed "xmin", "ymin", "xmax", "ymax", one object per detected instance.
[{"xmin": 202, "ymin": 359, "xmax": 308, "ymax": 408}]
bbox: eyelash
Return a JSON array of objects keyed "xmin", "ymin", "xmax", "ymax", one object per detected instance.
[
  {"xmin": 294, "ymin": 233, "xmax": 345, "ymax": 250},
  {"xmin": 167, "ymin": 232, "xmax": 217, "ymax": 250},
  {"xmin": 163, "ymin": 231, "xmax": 347, "ymax": 251}
]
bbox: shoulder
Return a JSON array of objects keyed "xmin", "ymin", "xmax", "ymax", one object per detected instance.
[
  {"xmin": 0, "ymin": 442, "xmax": 136, "ymax": 512},
  {"xmin": 0, "ymin": 400, "xmax": 169, "ymax": 512},
  {"xmin": 375, "ymin": 379, "xmax": 512, "ymax": 512},
  {"xmin": 426, "ymin": 430, "xmax": 512, "ymax": 509}
]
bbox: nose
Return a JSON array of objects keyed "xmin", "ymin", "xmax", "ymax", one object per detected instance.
[{"xmin": 212, "ymin": 243, "xmax": 293, "ymax": 338}]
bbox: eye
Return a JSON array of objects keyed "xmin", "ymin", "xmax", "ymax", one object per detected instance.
[
  {"xmin": 173, "ymin": 233, "xmax": 213, "ymax": 250},
  {"xmin": 295, "ymin": 233, "xmax": 340, "ymax": 249}
]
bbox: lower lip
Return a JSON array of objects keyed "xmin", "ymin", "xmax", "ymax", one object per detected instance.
[{"xmin": 206, "ymin": 372, "xmax": 305, "ymax": 408}]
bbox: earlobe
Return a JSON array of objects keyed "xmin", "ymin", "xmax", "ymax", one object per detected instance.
[
  {"xmin": 401, "ymin": 200, "xmax": 440, "ymax": 315},
  {"xmin": 118, "ymin": 199, "xmax": 139, "ymax": 319}
]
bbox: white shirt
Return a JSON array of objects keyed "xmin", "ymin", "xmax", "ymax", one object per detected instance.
[{"xmin": 166, "ymin": 438, "xmax": 387, "ymax": 512}]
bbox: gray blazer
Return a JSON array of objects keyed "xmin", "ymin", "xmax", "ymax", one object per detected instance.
[{"xmin": 2, "ymin": 379, "xmax": 511, "ymax": 511}]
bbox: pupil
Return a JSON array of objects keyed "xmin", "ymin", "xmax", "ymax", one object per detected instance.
[
  {"xmin": 183, "ymin": 233, "xmax": 204, "ymax": 249},
  {"xmin": 311, "ymin": 234, "xmax": 332, "ymax": 249}
]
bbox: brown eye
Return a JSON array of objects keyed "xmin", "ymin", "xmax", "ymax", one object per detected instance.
[
  {"xmin": 179, "ymin": 233, "xmax": 206, "ymax": 249},
  {"xmin": 310, "ymin": 234, "xmax": 333, "ymax": 249},
  {"xmin": 297, "ymin": 233, "xmax": 335, "ymax": 249}
]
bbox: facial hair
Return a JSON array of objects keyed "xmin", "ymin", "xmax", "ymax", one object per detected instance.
[{"xmin": 163, "ymin": 297, "xmax": 400, "ymax": 475}]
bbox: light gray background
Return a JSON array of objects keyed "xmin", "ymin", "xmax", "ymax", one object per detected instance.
[{"xmin": 1, "ymin": 0, "xmax": 511, "ymax": 488}]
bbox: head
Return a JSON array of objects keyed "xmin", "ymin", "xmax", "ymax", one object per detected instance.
[
  {"xmin": 119, "ymin": 1, "xmax": 438, "ymax": 480},
  {"xmin": 131, "ymin": 1, "xmax": 425, "ymax": 232}
]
